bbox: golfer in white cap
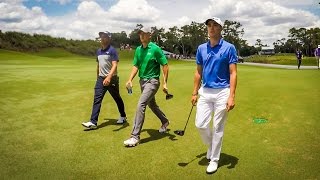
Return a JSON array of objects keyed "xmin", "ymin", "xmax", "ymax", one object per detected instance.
[
  {"xmin": 191, "ymin": 17, "xmax": 238, "ymax": 174},
  {"xmin": 123, "ymin": 26, "xmax": 170, "ymax": 147}
]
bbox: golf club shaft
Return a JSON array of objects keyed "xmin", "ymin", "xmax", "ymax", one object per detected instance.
[{"xmin": 183, "ymin": 105, "xmax": 194, "ymax": 131}]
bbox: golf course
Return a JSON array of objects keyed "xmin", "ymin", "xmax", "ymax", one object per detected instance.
[{"xmin": 0, "ymin": 48, "xmax": 319, "ymax": 179}]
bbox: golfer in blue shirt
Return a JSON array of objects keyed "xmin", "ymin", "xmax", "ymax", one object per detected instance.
[{"xmin": 191, "ymin": 17, "xmax": 238, "ymax": 174}]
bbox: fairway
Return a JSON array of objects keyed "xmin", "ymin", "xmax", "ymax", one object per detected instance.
[{"xmin": 0, "ymin": 49, "xmax": 319, "ymax": 179}]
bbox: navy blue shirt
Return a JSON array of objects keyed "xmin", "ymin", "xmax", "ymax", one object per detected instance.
[
  {"xmin": 196, "ymin": 39, "xmax": 237, "ymax": 89},
  {"xmin": 96, "ymin": 45, "xmax": 119, "ymax": 77}
]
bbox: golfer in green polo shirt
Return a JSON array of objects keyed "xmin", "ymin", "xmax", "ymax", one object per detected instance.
[{"xmin": 124, "ymin": 26, "xmax": 170, "ymax": 147}]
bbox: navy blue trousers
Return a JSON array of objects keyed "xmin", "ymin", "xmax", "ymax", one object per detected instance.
[{"xmin": 90, "ymin": 76, "xmax": 126, "ymax": 124}]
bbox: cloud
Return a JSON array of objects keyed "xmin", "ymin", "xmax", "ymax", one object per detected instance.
[
  {"xmin": 76, "ymin": 0, "xmax": 106, "ymax": 18},
  {"xmin": 0, "ymin": 0, "xmax": 319, "ymax": 46},
  {"xmin": 108, "ymin": 0, "xmax": 160, "ymax": 23},
  {"xmin": 0, "ymin": 2, "xmax": 24, "ymax": 23},
  {"xmin": 0, "ymin": 1, "xmax": 52, "ymax": 32},
  {"xmin": 0, "ymin": 0, "xmax": 161, "ymax": 39},
  {"xmin": 52, "ymin": 0, "xmax": 72, "ymax": 5},
  {"xmin": 198, "ymin": 0, "xmax": 320, "ymax": 45}
]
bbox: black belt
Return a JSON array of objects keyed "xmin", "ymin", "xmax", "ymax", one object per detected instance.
[
  {"xmin": 140, "ymin": 77, "xmax": 159, "ymax": 81},
  {"xmin": 100, "ymin": 75, "xmax": 118, "ymax": 78}
]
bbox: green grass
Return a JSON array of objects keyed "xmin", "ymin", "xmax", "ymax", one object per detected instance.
[
  {"xmin": 29, "ymin": 48, "xmax": 83, "ymax": 58},
  {"xmin": 245, "ymin": 53, "xmax": 318, "ymax": 66},
  {"xmin": 0, "ymin": 49, "xmax": 319, "ymax": 179}
]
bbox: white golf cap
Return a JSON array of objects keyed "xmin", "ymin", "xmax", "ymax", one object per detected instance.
[
  {"xmin": 138, "ymin": 26, "xmax": 152, "ymax": 34},
  {"xmin": 205, "ymin": 17, "xmax": 223, "ymax": 27}
]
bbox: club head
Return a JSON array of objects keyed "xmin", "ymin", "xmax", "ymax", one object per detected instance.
[
  {"xmin": 178, "ymin": 162, "xmax": 188, "ymax": 167},
  {"xmin": 166, "ymin": 94, "xmax": 173, "ymax": 100},
  {"xmin": 174, "ymin": 130, "xmax": 184, "ymax": 136}
]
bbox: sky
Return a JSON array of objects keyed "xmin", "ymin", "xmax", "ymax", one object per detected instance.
[{"xmin": 1, "ymin": 0, "xmax": 320, "ymax": 46}]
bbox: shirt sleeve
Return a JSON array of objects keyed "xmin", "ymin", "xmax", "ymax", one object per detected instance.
[
  {"xmin": 196, "ymin": 46, "xmax": 203, "ymax": 65},
  {"xmin": 228, "ymin": 45, "xmax": 238, "ymax": 64},
  {"xmin": 111, "ymin": 48, "xmax": 119, "ymax": 61},
  {"xmin": 156, "ymin": 47, "xmax": 168, "ymax": 65},
  {"xmin": 133, "ymin": 49, "xmax": 139, "ymax": 67},
  {"xmin": 96, "ymin": 49, "xmax": 99, "ymax": 62}
]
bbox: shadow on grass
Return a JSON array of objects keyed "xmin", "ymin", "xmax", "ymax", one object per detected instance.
[
  {"xmin": 178, "ymin": 152, "xmax": 238, "ymax": 169},
  {"xmin": 178, "ymin": 152, "xmax": 207, "ymax": 167},
  {"xmin": 83, "ymin": 118, "xmax": 129, "ymax": 131},
  {"xmin": 139, "ymin": 129, "xmax": 177, "ymax": 144},
  {"xmin": 218, "ymin": 153, "xmax": 239, "ymax": 169}
]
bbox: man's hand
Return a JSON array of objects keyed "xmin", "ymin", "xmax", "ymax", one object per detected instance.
[
  {"xmin": 126, "ymin": 81, "xmax": 133, "ymax": 89},
  {"xmin": 191, "ymin": 94, "xmax": 198, "ymax": 106},
  {"xmin": 103, "ymin": 76, "xmax": 111, "ymax": 86},
  {"xmin": 226, "ymin": 97, "xmax": 235, "ymax": 112},
  {"xmin": 162, "ymin": 83, "xmax": 168, "ymax": 94}
]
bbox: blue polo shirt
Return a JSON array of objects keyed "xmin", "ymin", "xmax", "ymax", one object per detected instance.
[{"xmin": 196, "ymin": 39, "xmax": 237, "ymax": 89}]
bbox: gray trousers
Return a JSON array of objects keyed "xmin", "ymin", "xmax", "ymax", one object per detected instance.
[{"xmin": 131, "ymin": 78, "xmax": 169, "ymax": 139}]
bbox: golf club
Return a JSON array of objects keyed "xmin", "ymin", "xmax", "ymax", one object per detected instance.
[
  {"xmin": 174, "ymin": 105, "xmax": 194, "ymax": 136},
  {"xmin": 165, "ymin": 92, "xmax": 173, "ymax": 100},
  {"xmin": 164, "ymin": 89, "xmax": 173, "ymax": 100}
]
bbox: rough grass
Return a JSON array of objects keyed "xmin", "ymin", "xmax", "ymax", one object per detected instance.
[
  {"xmin": 0, "ymin": 49, "xmax": 319, "ymax": 179},
  {"xmin": 245, "ymin": 53, "xmax": 317, "ymax": 66}
]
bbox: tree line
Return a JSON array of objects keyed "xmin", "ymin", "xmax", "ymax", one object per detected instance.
[
  {"xmin": 1, "ymin": 20, "xmax": 319, "ymax": 57},
  {"xmin": 0, "ymin": 30, "xmax": 99, "ymax": 56},
  {"xmin": 272, "ymin": 27, "xmax": 320, "ymax": 56}
]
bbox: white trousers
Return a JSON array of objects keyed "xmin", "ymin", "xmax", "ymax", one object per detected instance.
[{"xmin": 195, "ymin": 87, "xmax": 230, "ymax": 162}]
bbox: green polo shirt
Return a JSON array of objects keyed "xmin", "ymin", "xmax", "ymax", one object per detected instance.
[{"xmin": 133, "ymin": 42, "xmax": 168, "ymax": 79}]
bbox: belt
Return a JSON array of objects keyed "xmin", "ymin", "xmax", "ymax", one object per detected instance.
[
  {"xmin": 140, "ymin": 77, "xmax": 159, "ymax": 81},
  {"xmin": 99, "ymin": 75, "xmax": 118, "ymax": 78}
]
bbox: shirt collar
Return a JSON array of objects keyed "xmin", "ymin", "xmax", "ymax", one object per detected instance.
[
  {"xmin": 101, "ymin": 45, "xmax": 111, "ymax": 51},
  {"xmin": 141, "ymin": 42, "xmax": 152, "ymax": 49},
  {"xmin": 207, "ymin": 38, "xmax": 223, "ymax": 48}
]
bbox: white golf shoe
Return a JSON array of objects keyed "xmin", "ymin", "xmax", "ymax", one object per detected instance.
[
  {"xmin": 159, "ymin": 121, "xmax": 170, "ymax": 133},
  {"xmin": 124, "ymin": 137, "xmax": 139, "ymax": 147},
  {"xmin": 116, "ymin": 117, "xmax": 127, "ymax": 124},
  {"xmin": 81, "ymin": 121, "xmax": 97, "ymax": 129},
  {"xmin": 206, "ymin": 161, "xmax": 218, "ymax": 174}
]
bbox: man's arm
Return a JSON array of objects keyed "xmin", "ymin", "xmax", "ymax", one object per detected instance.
[
  {"xmin": 227, "ymin": 63, "xmax": 237, "ymax": 112},
  {"xmin": 191, "ymin": 65, "xmax": 202, "ymax": 105},
  {"xmin": 103, "ymin": 61, "xmax": 117, "ymax": 86},
  {"xmin": 126, "ymin": 66, "xmax": 139, "ymax": 88},
  {"xmin": 162, "ymin": 64, "xmax": 169, "ymax": 93},
  {"xmin": 96, "ymin": 64, "xmax": 99, "ymax": 79}
]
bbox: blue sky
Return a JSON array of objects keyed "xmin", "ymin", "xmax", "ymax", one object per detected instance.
[
  {"xmin": 1, "ymin": 0, "xmax": 320, "ymax": 46},
  {"xmin": 23, "ymin": 0, "xmax": 119, "ymax": 16},
  {"xmin": 22, "ymin": 0, "xmax": 320, "ymax": 17},
  {"xmin": 23, "ymin": 1, "xmax": 78, "ymax": 16}
]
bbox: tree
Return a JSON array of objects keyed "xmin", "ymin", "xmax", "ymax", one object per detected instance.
[
  {"xmin": 151, "ymin": 26, "xmax": 165, "ymax": 48},
  {"xmin": 222, "ymin": 20, "xmax": 245, "ymax": 55},
  {"xmin": 162, "ymin": 22, "xmax": 206, "ymax": 56},
  {"xmin": 162, "ymin": 26, "xmax": 180, "ymax": 54},
  {"xmin": 111, "ymin": 31, "xmax": 130, "ymax": 48},
  {"xmin": 129, "ymin": 24, "xmax": 143, "ymax": 48},
  {"xmin": 273, "ymin": 27, "xmax": 320, "ymax": 56}
]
